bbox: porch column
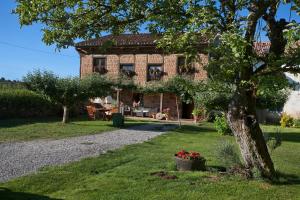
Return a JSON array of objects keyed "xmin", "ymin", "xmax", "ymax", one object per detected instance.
[
  {"xmin": 160, "ymin": 93, "xmax": 163, "ymax": 112},
  {"xmin": 116, "ymin": 88, "xmax": 122, "ymax": 113}
]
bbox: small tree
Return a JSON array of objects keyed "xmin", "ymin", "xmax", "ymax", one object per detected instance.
[
  {"xmin": 23, "ymin": 71, "xmax": 112, "ymax": 123},
  {"xmin": 166, "ymin": 76, "xmax": 195, "ymax": 126}
]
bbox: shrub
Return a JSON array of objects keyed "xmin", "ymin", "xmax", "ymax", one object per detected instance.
[
  {"xmin": 214, "ymin": 114, "xmax": 232, "ymax": 135},
  {"xmin": 0, "ymin": 88, "xmax": 60, "ymax": 119},
  {"xmin": 215, "ymin": 140, "xmax": 241, "ymax": 168},
  {"xmin": 280, "ymin": 112, "xmax": 294, "ymax": 128},
  {"xmin": 192, "ymin": 107, "xmax": 206, "ymax": 121},
  {"xmin": 207, "ymin": 110, "xmax": 222, "ymax": 122},
  {"xmin": 293, "ymin": 119, "xmax": 300, "ymax": 128}
]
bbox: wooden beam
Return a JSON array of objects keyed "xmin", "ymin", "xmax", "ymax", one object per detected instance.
[{"xmin": 160, "ymin": 93, "xmax": 163, "ymax": 112}]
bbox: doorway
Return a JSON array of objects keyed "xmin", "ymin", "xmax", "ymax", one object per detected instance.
[
  {"xmin": 132, "ymin": 93, "xmax": 143, "ymax": 107},
  {"xmin": 181, "ymin": 102, "xmax": 194, "ymax": 119}
]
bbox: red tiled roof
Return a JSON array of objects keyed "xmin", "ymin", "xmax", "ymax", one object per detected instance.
[
  {"xmin": 75, "ymin": 33, "xmax": 160, "ymax": 47},
  {"xmin": 254, "ymin": 42, "xmax": 271, "ymax": 55},
  {"xmin": 76, "ymin": 33, "xmax": 273, "ymax": 55}
]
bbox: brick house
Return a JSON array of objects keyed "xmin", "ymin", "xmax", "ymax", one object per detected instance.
[{"xmin": 75, "ymin": 33, "xmax": 208, "ymax": 119}]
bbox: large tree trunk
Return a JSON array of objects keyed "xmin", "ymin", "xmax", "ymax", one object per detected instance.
[
  {"xmin": 227, "ymin": 89, "xmax": 275, "ymax": 179},
  {"xmin": 62, "ymin": 105, "xmax": 69, "ymax": 124}
]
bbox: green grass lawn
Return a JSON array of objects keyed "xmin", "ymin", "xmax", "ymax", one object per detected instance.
[
  {"xmin": 0, "ymin": 117, "xmax": 148, "ymax": 142},
  {"xmin": 1, "ymin": 123, "xmax": 299, "ymax": 200}
]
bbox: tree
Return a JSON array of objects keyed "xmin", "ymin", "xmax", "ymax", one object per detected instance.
[
  {"xmin": 166, "ymin": 76, "xmax": 195, "ymax": 126},
  {"xmin": 23, "ymin": 71, "xmax": 112, "ymax": 123},
  {"xmin": 15, "ymin": 0, "xmax": 300, "ymax": 179}
]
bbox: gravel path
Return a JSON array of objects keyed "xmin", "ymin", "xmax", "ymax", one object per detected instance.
[{"xmin": 0, "ymin": 123, "xmax": 176, "ymax": 183}]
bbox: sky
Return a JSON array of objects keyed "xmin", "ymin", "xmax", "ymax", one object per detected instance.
[
  {"xmin": 0, "ymin": 1, "xmax": 79, "ymax": 80},
  {"xmin": 0, "ymin": 1, "xmax": 299, "ymax": 81}
]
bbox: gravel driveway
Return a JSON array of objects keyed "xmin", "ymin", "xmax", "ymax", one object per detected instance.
[{"xmin": 0, "ymin": 123, "xmax": 176, "ymax": 183}]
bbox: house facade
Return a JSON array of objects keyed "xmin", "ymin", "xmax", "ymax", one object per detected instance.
[
  {"xmin": 75, "ymin": 34, "xmax": 208, "ymax": 119},
  {"xmin": 284, "ymin": 73, "xmax": 300, "ymax": 119}
]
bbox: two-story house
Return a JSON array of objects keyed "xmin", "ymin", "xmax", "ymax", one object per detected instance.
[{"xmin": 75, "ymin": 33, "xmax": 208, "ymax": 119}]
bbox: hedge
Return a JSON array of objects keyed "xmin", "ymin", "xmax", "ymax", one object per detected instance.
[{"xmin": 0, "ymin": 88, "xmax": 60, "ymax": 119}]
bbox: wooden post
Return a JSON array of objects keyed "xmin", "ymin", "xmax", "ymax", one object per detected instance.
[
  {"xmin": 175, "ymin": 96, "xmax": 181, "ymax": 127},
  {"xmin": 116, "ymin": 89, "xmax": 120, "ymax": 113},
  {"xmin": 160, "ymin": 93, "xmax": 163, "ymax": 113}
]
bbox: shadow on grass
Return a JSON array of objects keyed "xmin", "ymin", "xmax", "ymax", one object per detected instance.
[
  {"xmin": 206, "ymin": 165, "xmax": 227, "ymax": 172},
  {"xmin": 265, "ymin": 131, "xmax": 300, "ymax": 143},
  {"xmin": 173, "ymin": 124, "xmax": 216, "ymax": 134},
  {"xmin": 0, "ymin": 187, "xmax": 61, "ymax": 200},
  {"xmin": 270, "ymin": 171, "xmax": 300, "ymax": 185},
  {"xmin": 118, "ymin": 123, "xmax": 177, "ymax": 132}
]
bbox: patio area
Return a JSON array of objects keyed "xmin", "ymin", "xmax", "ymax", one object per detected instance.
[{"xmin": 87, "ymin": 90, "xmax": 194, "ymax": 121}]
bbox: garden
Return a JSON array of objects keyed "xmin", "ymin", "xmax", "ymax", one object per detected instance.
[
  {"xmin": 1, "ymin": 64, "xmax": 299, "ymax": 200},
  {"xmin": 2, "ymin": 1, "xmax": 300, "ymax": 199},
  {"xmin": 0, "ymin": 122, "xmax": 299, "ymax": 200}
]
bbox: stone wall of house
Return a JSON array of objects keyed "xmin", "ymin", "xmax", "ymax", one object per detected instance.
[
  {"xmin": 80, "ymin": 54, "xmax": 93, "ymax": 77},
  {"xmin": 79, "ymin": 53, "xmax": 208, "ymax": 82},
  {"xmin": 194, "ymin": 54, "xmax": 208, "ymax": 81},
  {"xmin": 80, "ymin": 53, "xmax": 207, "ymax": 119}
]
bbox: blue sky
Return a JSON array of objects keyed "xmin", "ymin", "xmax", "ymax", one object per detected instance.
[
  {"xmin": 0, "ymin": 1, "xmax": 79, "ymax": 80},
  {"xmin": 0, "ymin": 1, "xmax": 299, "ymax": 80}
]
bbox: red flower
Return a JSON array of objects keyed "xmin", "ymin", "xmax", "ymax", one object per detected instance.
[{"xmin": 175, "ymin": 150, "xmax": 203, "ymax": 160}]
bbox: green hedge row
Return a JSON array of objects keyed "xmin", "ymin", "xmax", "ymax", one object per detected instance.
[{"xmin": 0, "ymin": 88, "xmax": 61, "ymax": 119}]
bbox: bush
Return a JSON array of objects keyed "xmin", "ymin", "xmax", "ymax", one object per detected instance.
[
  {"xmin": 214, "ymin": 114, "xmax": 232, "ymax": 135},
  {"xmin": 192, "ymin": 107, "xmax": 206, "ymax": 121},
  {"xmin": 215, "ymin": 140, "xmax": 241, "ymax": 168},
  {"xmin": 0, "ymin": 88, "xmax": 60, "ymax": 119},
  {"xmin": 293, "ymin": 119, "xmax": 300, "ymax": 128},
  {"xmin": 280, "ymin": 112, "xmax": 294, "ymax": 128},
  {"xmin": 207, "ymin": 110, "xmax": 222, "ymax": 122}
]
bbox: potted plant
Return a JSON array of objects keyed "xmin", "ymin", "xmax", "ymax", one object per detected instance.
[
  {"xmin": 192, "ymin": 107, "xmax": 205, "ymax": 122},
  {"xmin": 174, "ymin": 150, "xmax": 206, "ymax": 171},
  {"xmin": 149, "ymin": 68, "xmax": 163, "ymax": 80},
  {"xmin": 121, "ymin": 69, "xmax": 136, "ymax": 78}
]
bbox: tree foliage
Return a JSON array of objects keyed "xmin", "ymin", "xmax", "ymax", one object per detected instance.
[{"xmin": 23, "ymin": 70, "xmax": 112, "ymax": 123}]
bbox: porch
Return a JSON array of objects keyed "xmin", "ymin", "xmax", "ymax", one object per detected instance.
[{"xmin": 88, "ymin": 90, "xmax": 194, "ymax": 121}]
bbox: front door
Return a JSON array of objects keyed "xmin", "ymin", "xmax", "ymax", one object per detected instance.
[{"xmin": 181, "ymin": 102, "xmax": 194, "ymax": 119}]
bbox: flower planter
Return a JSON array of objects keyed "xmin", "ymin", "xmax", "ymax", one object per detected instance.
[{"xmin": 175, "ymin": 156, "xmax": 206, "ymax": 171}]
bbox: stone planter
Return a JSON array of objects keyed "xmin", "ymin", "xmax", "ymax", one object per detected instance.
[{"xmin": 175, "ymin": 157, "xmax": 206, "ymax": 171}]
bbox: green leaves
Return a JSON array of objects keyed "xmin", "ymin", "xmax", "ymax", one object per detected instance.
[
  {"xmin": 256, "ymin": 73, "xmax": 291, "ymax": 110},
  {"xmin": 23, "ymin": 70, "xmax": 113, "ymax": 107}
]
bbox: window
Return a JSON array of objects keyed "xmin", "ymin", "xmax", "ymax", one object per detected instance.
[
  {"xmin": 93, "ymin": 58, "xmax": 107, "ymax": 74},
  {"xmin": 177, "ymin": 56, "xmax": 195, "ymax": 75},
  {"xmin": 120, "ymin": 64, "xmax": 135, "ymax": 77},
  {"xmin": 147, "ymin": 65, "xmax": 163, "ymax": 81},
  {"xmin": 177, "ymin": 56, "xmax": 185, "ymax": 74}
]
